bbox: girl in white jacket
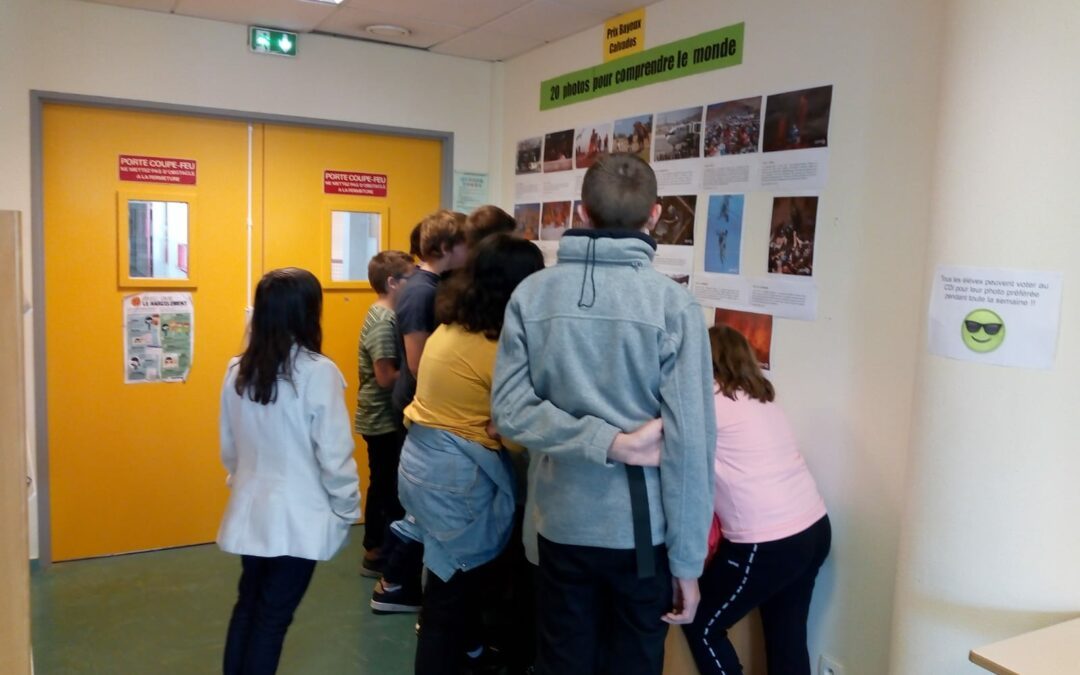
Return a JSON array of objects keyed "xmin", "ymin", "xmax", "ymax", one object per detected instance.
[{"xmin": 217, "ymin": 267, "xmax": 360, "ymax": 675}]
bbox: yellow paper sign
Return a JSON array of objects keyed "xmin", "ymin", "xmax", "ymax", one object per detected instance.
[{"xmin": 604, "ymin": 8, "xmax": 645, "ymax": 62}]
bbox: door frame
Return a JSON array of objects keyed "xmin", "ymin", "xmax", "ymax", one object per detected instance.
[{"xmin": 30, "ymin": 90, "xmax": 455, "ymax": 565}]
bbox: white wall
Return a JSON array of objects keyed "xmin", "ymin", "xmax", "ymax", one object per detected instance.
[
  {"xmin": 890, "ymin": 0, "xmax": 1080, "ymax": 672},
  {"xmin": 498, "ymin": 1, "xmax": 943, "ymax": 673},
  {"xmin": 0, "ymin": 0, "xmax": 495, "ymax": 559}
]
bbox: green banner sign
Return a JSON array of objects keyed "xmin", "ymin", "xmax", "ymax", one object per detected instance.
[{"xmin": 540, "ymin": 23, "xmax": 744, "ymax": 111}]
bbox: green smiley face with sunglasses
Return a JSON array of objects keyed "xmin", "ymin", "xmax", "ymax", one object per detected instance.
[{"xmin": 962, "ymin": 308, "xmax": 1005, "ymax": 353}]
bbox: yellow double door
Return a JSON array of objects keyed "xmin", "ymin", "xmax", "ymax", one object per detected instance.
[{"xmin": 43, "ymin": 104, "xmax": 442, "ymax": 561}]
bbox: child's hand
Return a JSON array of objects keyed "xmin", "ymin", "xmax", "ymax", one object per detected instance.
[
  {"xmin": 662, "ymin": 576, "xmax": 700, "ymax": 624},
  {"xmin": 608, "ymin": 418, "xmax": 663, "ymax": 466}
]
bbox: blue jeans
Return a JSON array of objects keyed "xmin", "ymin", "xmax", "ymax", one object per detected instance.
[{"xmin": 223, "ymin": 555, "xmax": 316, "ymax": 675}]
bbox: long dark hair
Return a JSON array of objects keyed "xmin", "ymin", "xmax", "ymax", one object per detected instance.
[
  {"xmin": 234, "ymin": 268, "xmax": 323, "ymax": 404},
  {"xmin": 436, "ymin": 234, "xmax": 544, "ymax": 339},
  {"xmin": 709, "ymin": 325, "xmax": 775, "ymax": 403}
]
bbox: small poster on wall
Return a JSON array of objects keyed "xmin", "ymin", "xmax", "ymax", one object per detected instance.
[
  {"xmin": 928, "ymin": 265, "xmax": 1063, "ymax": 369},
  {"xmin": 123, "ymin": 292, "xmax": 194, "ymax": 384},
  {"xmin": 760, "ymin": 85, "xmax": 833, "ymax": 190},
  {"xmin": 702, "ymin": 96, "xmax": 763, "ymax": 192},
  {"xmin": 767, "ymin": 195, "xmax": 818, "ymax": 276}
]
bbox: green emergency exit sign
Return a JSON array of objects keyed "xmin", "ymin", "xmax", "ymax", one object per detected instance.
[{"xmin": 250, "ymin": 27, "xmax": 297, "ymax": 57}]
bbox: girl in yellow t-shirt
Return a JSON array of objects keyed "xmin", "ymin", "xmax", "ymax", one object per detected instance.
[{"xmin": 399, "ymin": 233, "xmax": 544, "ymax": 675}]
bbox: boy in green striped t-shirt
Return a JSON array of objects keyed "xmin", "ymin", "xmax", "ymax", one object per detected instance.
[{"xmin": 355, "ymin": 250, "xmax": 416, "ymax": 577}]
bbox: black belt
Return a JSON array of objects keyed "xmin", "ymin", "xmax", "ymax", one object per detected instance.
[{"xmin": 625, "ymin": 465, "xmax": 655, "ymax": 579}]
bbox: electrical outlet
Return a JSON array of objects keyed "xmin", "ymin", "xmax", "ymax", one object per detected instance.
[{"xmin": 818, "ymin": 655, "xmax": 845, "ymax": 675}]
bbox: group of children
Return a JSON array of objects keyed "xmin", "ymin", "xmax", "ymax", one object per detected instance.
[{"xmin": 216, "ymin": 153, "xmax": 831, "ymax": 675}]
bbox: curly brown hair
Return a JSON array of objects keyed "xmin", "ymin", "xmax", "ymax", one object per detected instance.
[{"xmin": 435, "ymin": 234, "xmax": 544, "ymax": 339}]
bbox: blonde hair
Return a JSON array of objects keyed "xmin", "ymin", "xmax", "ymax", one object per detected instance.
[
  {"xmin": 418, "ymin": 209, "xmax": 467, "ymax": 261},
  {"xmin": 709, "ymin": 325, "xmax": 774, "ymax": 403}
]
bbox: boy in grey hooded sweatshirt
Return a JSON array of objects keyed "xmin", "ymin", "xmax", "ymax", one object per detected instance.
[{"xmin": 492, "ymin": 152, "xmax": 716, "ymax": 675}]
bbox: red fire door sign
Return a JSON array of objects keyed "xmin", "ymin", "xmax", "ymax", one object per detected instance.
[
  {"xmin": 119, "ymin": 155, "xmax": 197, "ymax": 185},
  {"xmin": 324, "ymin": 170, "xmax": 388, "ymax": 197}
]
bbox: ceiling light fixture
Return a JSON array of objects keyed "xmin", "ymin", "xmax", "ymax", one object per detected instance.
[
  {"xmin": 365, "ymin": 24, "xmax": 412, "ymax": 38},
  {"xmin": 302, "ymin": 0, "xmax": 346, "ymax": 5}
]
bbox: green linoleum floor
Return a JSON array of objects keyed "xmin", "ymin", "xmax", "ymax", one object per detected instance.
[{"xmin": 31, "ymin": 527, "xmax": 417, "ymax": 674}]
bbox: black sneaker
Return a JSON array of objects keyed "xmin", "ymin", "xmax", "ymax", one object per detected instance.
[{"xmin": 370, "ymin": 579, "xmax": 422, "ymax": 614}]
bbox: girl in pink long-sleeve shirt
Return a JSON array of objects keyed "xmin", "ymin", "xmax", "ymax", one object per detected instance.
[{"xmin": 683, "ymin": 325, "xmax": 830, "ymax": 675}]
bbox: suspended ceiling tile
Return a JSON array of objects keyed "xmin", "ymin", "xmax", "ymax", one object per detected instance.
[
  {"xmin": 431, "ymin": 27, "xmax": 545, "ymax": 61},
  {"xmin": 432, "ymin": 30, "xmax": 544, "ymax": 62},
  {"xmin": 340, "ymin": 0, "xmax": 531, "ymax": 31},
  {"xmin": 564, "ymin": 0, "xmax": 653, "ymax": 16},
  {"xmin": 81, "ymin": 0, "xmax": 178, "ymax": 12},
  {"xmin": 173, "ymin": 0, "xmax": 336, "ymax": 33},
  {"xmin": 316, "ymin": 6, "xmax": 468, "ymax": 49},
  {"xmin": 481, "ymin": 0, "xmax": 609, "ymax": 42}
]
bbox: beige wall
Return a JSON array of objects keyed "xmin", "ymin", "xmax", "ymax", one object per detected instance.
[
  {"xmin": 497, "ymin": 0, "xmax": 944, "ymax": 672},
  {"xmin": 0, "ymin": 211, "xmax": 31, "ymax": 674},
  {"xmin": 890, "ymin": 0, "xmax": 1080, "ymax": 671}
]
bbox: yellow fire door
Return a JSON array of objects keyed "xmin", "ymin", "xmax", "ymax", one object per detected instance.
[{"xmin": 42, "ymin": 104, "xmax": 442, "ymax": 560}]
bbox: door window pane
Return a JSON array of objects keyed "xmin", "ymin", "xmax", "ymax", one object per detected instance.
[
  {"xmin": 330, "ymin": 211, "xmax": 381, "ymax": 281},
  {"xmin": 128, "ymin": 200, "xmax": 189, "ymax": 280}
]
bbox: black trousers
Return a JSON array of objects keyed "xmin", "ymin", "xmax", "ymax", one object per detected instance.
[
  {"xmin": 682, "ymin": 515, "xmax": 831, "ymax": 675},
  {"xmin": 535, "ymin": 535, "xmax": 672, "ymax": 675},
  {"xmin": 223, "ymin": 554, "xmax": 317, "ymax": 675},
  {"xmin": 414, "ymin": 559, "xmax": 500, "ymax": 675},
  {"xmin": 361, "ymin": 430, "xmax": 405, "ymax": 552}
]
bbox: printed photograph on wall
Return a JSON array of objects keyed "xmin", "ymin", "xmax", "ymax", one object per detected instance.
[
  {"xmin": 666, "ymin": 273, "xmax": 691, "ymax": 287},
  {"xmin": 613, "ymin": 113, "xmax": 653, "ymax": 162},
  {"xmin": 714, "ymin": 307, "xmax": 773, "ymax": 370},
  {"xmin": 653, "ymin": 106, "xmax": 704, "ymax": 161},
  {"xmin": 767, "ymin": 196, "xmax": 818, "ymax": 276},
  {"xmin": 704, "ymin": 96, "xmax": 762, "ymax": 156},
  {"xmin": 704, "ymin": 194, "xmax": 744, "ymax": 275},
  {"xmin": 540, "ymin": 201, "xmax": 572, "ymax": 240},
  {"xmin": 513, "ymin": 203, "xmax": 540, "ymax": 240},
  {"xmin": 654, "ymin": 195, "xmax": 697, "ymax": 245},
  {"xmin": 516, "ymin": 137, "xmax": 542, "ymax": 174},
  {"xmin": 762, "ymin": 85, "xmax": 833, "ymax": 152},
  {"xmin": 574, "ymin": 123, "xmax": 612, "ymax": 169},
  {"xmin": 543, "ymin": 130, "xmax": 574, "ymax": 172}
]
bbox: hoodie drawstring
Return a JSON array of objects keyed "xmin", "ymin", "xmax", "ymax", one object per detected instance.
[{"xmin": 576, "ymin": 237, "xmax": 598, "ymax": 308}]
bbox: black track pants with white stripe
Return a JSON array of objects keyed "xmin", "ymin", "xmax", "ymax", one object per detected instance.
[{"xmin": 682, "ymin": 515, "xmax": 831, "ymax": 675}]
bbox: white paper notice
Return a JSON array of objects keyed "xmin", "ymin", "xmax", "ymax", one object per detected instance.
[
  {"xmin": 760, "ymin": 148, "xmax": 829, "ymax": 191},
  {"xmin": 693, "ymin": 274, "xmax": 748, "ymax": 307},
  {"xmin": 654, "ymin": 159, "xmax": 702, "ymax": 195},
  {"xmin": 453, "ymin": 171, "xmax": 488, "ymax": 213},
  {"xmin": 928, "ymin": 265, "xmax": 1063, "ymax": 369},
  {"xmin": 746, "ymin": 277, "xmax": 817, "ymax": 321},
  {"xmin": 702, "ymin": 156, "xmax": 759, "ymax": 192},
  {"xmin": 653, "ymin": 244, "xmax": 694, "ymax": 278},
  {"xmin": 514, "ymin": 174, "xmax": 543, "ymax": 202},
  {"xmin": 541, "ymin": 172, "xmax": 575, "ymax": 202},
  {"xmin": 694, "ymin": 275, "xmax": 817, "ymax": 321}
]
